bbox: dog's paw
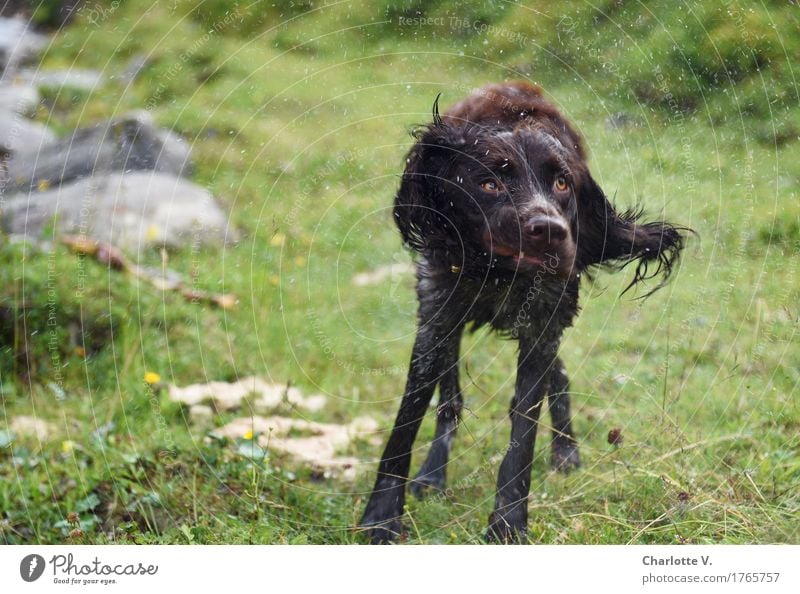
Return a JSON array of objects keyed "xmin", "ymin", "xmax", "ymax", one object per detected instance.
[
  {"xmin": 359, "ymin": 494, "xmax": 405, "ymax": 544},
  {"xmin": 409, "ymin": 470, "xmax": 446, "ymax": 499},
  {"xmin": 485, "ymin": 512, "xmax": 527, "ymax": 544},
  {"xmin": 551, "ymin": 440, "xmax": 580, "ymax": 473},
  {"xmin": 359, "ymin": 516, "xmax": 403, "ymax": 544}
]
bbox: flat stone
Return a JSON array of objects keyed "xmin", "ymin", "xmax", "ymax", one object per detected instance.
[
  {"xmin": 8, "ymin": 415, "xmax": 53, "ymax": 440},
  {"xmin": 0, "ymin": 109, "xmax": 56, "ymax": 154},
  {"xmin": 352, "ymin": 261, "xmax": 414, "ymax": 286},
  {"xmin": 212, "ymin": 415, "xmax": 379, "ymax": 480},
  {"xmin": 0, "ymin": 17, "xmax": 48, "ymax": 76},
  {"xmin": 0, "ymin": 171, "xmax": 232, "ymax": 251},
  {"xmin": 118, "ymin": 54, "xmax": 149, "ymax": 86},
  {"xmin": 606, "ymin": 112, "xmax": 638, "ymax": 129},
  {"xmin": 5, "ymin": 111, "xmax": 192, "ymax": 193},
  {"xmin": 188, "ymin": 404, "xmax": 215, "ymax": 427},
  {"xmin": 169, "ymin": 376, "xmax": 327, "ymax": 413},
  {"xmin": 0, "ymin": 83, "xmax": 40, "ymax": 115},
  {"xmin": 17, "ymin": 67, "xmax": 103, "ymax": 91}
]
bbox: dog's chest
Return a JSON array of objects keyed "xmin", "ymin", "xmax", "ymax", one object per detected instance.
[
  {"xmin": 418, "ymin": 266, "xmax": 578, "ymax": 337},
  {"xmin": 475, "ymin": 277, "xmax": 577, "ymax": 334}
]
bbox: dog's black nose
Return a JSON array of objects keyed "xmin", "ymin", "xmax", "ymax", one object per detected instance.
[{"xmin": 524, "ymin": 216, "xmax": 568, "ymax": 249}]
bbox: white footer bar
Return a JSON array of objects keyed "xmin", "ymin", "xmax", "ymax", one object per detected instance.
[{"xmin": 2, "ymin": 545, "xmax": 797, "ymax": 593}]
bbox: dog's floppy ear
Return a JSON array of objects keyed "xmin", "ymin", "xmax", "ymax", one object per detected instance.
[
  {"xmin": 575, "ymin": 174, "xmax": 689, "ymax": 296},
  {"xmin": 394, "ymin": 98, "xmax": 465, "ymax": 253}
]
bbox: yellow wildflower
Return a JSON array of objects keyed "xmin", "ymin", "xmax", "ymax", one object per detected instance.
[{"xmin": 144, "ymin": 371, "xmax": 161, "ymax": 385}]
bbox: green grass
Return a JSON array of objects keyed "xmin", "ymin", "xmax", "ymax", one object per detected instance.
[{"xmin": 0, "ymin": 0, "xmax": 798, "ymax": 544}]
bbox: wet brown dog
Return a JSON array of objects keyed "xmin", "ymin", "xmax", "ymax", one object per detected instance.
[{"xmin": 360, "ymin": 82, "xmax": 688, "ymax": 543}]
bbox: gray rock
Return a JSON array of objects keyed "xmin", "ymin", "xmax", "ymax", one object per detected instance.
[
  {"xmin": 0, "ymin": 171, "xmax": 232, "ymax": 251},
  {"xmin": 606, "ymin": 112, "xmax": 638, "ymax": 130},
  {"xmin": 0, "ymin": 84, "xmax": 40, "ymax": 115},
  {"xmin": 0, "ymin": 17, "xmax": 48, "ymax": 76},
  {"xmin": 5, "ymin": 111, "xmax": 192, "ymax": 193},
  {"xmin": 119, "ymin": 54, "xmax": 150, "ymax": 86},
  {"xmin": 0, "ymin": 109, "xmax": 56, "ymax": 154},
  {"xmin": 17, "ymin": 68, "xmax": 103, "ymax": 91}
]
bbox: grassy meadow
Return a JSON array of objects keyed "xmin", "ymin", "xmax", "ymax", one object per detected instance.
[{"xmin": 0, "ymin": 0, "xmax": 798, "ymax": 544}]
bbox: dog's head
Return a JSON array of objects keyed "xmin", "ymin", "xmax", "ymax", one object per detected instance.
[{"xmin": 395, "ymin": 82, "xmax": 687, "ymax": 293}]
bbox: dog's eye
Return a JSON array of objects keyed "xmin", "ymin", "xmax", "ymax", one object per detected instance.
[
  {"xmin": 480, "ymin": 180, "xmax": 503, "ymax": 193},
  {"xmin": 554, "ymin": 175, "xmax": 570, "ymax": 193}
]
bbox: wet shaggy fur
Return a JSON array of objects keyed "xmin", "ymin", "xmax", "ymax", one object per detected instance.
[{"xmin": 360, "ymin": 81, "xmax": 689, "ymax": 543}]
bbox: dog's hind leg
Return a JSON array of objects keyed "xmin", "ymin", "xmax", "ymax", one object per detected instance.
[
  {"xmin": 410, "ymin": 327, "xmax": 464, "ymax": 498},
  {"xmin": 548, "ymin": 357, "xmax": 580, "ymax": 472}
]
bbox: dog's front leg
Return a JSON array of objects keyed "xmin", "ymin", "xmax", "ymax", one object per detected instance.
[
  {"xmin": 360, "ymin": 320, "xmax": 457, "ymax": 543},
  {"xmin": 486, "ymin": 338, "xmax": 558, "ymax": 543}
]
